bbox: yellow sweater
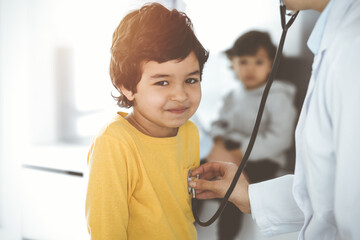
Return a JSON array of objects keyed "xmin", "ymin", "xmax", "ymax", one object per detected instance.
[{"xmin": 86, "ymin": 112, "xmax": 199, "ymax": 240}]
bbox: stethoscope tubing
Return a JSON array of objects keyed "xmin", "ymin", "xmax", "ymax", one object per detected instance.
[{"xmin": 192, "ymin": 6, "xmax": 299, "ymax": 227}]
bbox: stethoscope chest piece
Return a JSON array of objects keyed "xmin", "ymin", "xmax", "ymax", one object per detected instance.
[{"xmin": 188, "ymin": 169, "xmax": 199, "ymax": 198}]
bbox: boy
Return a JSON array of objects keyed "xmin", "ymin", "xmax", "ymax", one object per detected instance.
[
  {"xmin": 85, "ymin": 3, "xmax": 208, "ymax": 239},
  {"xmin": 208, "ymin": 30, "xmax": 297, "ymax": 182},
  {"xmin": 206, "ymin": 31, "xmax": 297, "ymax": 240}
]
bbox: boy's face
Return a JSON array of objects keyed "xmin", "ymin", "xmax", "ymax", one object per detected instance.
[
  {"xmin": 126, "ymin": 51, "xmax": 201, "ymax": 137},
  {"xmin": 231, "ymin": 47, "xmax": 272, "ymax": 90}
]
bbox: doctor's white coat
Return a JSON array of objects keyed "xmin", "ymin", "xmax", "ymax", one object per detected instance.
[{"xmin": 248, "ymin": 0, "xmax": 360, "ymax": 239}]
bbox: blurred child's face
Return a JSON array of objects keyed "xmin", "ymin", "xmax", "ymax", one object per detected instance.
[
  {"xmin": 231, "ymin": 47, "xmax": 272, "ymax": 90},
  {"xmin": 126, "ymin": 51, "xmax": 201, "ymax": 137}
]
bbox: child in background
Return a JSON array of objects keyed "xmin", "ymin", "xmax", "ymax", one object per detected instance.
[
  {"xmin": 206, "ymin": 31, "xmax": 297, "ymax": 240},
  {"xmin": 85, "ymin": 3, "xmax": 208, "ymax": 239}
]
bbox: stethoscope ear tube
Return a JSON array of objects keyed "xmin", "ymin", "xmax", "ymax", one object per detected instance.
[{"xmin": 192, "ymin": 7, "xmax": 299, "ymax": 227}]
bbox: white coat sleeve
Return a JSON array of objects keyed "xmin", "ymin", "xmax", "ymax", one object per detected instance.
[
  {"xmin": 328, "ymin": 22, "xmax": 360, "ymax": 239},
  {"xmin": 249, "ymin": 175, "xmax": 304, "ymax": 237}
]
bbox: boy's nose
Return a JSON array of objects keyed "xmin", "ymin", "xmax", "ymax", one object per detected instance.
[
  {"xmin": 247, "ymin": 64, "xmax": 256, "ymax": 72},
  {"xmin": 170, "ymin": 84, "xmax": 188, "ymax": 102}
]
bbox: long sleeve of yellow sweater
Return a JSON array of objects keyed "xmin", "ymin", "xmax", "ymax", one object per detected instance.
[{"xmin": 85, "ymin": 112, "xmax": 199, "ymax": 240}]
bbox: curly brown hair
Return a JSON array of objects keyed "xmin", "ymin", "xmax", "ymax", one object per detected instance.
[{"xmin": 109, "ymin": 3, "xmax": 209, "ymax": 108}]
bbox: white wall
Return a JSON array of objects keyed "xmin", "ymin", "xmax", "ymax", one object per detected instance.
[{"xmin": 0, "ymin": 0, "xmax": 29, "ymax": 238}]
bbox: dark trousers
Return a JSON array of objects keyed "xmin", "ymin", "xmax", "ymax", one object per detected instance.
[{"xmin": 196, "ymin": 159, "xmax": 279, "ymax": 240}]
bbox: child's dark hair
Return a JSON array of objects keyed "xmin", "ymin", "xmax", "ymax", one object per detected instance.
[
  {"xmin": 225, "ymin": 31, "xmax": 276, "ymax": 61},
  {"xmin": 110, "ymin": 3, "xmax": 209, "ymax": 108}
]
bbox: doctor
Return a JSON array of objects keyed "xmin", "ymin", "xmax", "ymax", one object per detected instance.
[{"xmin": 190, "ymin": 0, "xmax": 360, "ymax": 239}]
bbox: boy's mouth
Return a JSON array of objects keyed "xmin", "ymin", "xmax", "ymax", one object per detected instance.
[
  {"xmin": 167, "ymin": 107, "xmax": 188, "ymax": 114},
  {"xmin": 244, "ymin": 75, "xmax": 255, "ymax": 81}
]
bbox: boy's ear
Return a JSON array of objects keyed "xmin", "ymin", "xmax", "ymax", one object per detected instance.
[
  {"xmin": 230, "ymin": 59, "xmax": 235, "ymax": 70},
  {"xmin": 120, "ymin": 86, "xmax": 135, "ymax": 101}
]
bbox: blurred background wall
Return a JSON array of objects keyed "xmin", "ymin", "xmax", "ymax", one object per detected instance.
[{"xmin": 0, "ymin": 0, "xmax": 319, "ymax": 239}]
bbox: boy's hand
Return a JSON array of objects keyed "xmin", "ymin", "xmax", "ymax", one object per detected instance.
[
  {"xmin": 229, "ymin": 148, "xmax": 243, "ymax": 165},
  {"xmin": 206, "ymin": 138, "xmax": 243, "ymax": 165},
  {"xmin": 190, "ymin": 161, "xmax": 251, "ymax": 214}
]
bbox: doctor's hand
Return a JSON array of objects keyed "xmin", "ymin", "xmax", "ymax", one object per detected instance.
[{"xmin": 190, "ymin": 161, "xmax": 251, "ymax": 214}]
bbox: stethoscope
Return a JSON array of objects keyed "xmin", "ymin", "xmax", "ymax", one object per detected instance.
[{"xmin": 188, "ymin": 0, "xmax": 300, "ymax": 227}]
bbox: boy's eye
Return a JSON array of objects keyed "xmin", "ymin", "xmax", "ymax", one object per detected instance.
[
  {"xmin": 256, "ymin": 60, "xmax": 264, "ymax": 65},
  {"xmin": 185, "ymin": 78, "xmax": 199, "ymax": 84},
  {"xmin": 239, "ymin": 59, "xmax": 248, "ymax": 65},
  {"xmin": 155, "ymin": 81, "xmax": 169, "ymax": 86}
]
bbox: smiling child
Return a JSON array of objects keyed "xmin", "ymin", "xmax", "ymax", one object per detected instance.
[{"xmin": 85, "ymin": 3, "xmax": 208, "ymax": 240}]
